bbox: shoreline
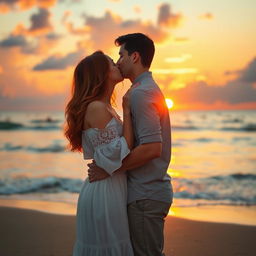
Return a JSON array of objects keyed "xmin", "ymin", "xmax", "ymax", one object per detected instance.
[
  {"xmin": 0, "ymin": 198, "xmax": 256, "ymax": 226},
  {"xmin": 1, "ymin": 206, "xmax": 256, "ymax": 256}
]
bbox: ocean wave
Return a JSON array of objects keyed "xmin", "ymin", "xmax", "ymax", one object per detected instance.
[
  {"xmin": 222, "ymin": 118, "xmax": 243, "ymax": 124},
  {"xmin": 30, "ymin": 117, "xmax": 61, "ymax": 124},
  {"xmin": 28, "ymin": 125, "xmax": 60, "ymax": 131},
  {"xmin": 0, "ymin": 121, "xmax": 24, "ymax": 130},
  {"xmin": 27, "ymin": 145, "xmax": 65, "ymax": 153},
  {"xmin": 173, "ymin": 173, "xmax": 256, "ymax": 205},
  {"xmin": 221, "ymin": 123, "xmax": 256, "ymax": 132},
  {"xmin": 1, "ymin": 119, "xmax": 255, "ymax": 133},
  {"xmin": 212, "ymin": 173, "xmax": 256, "ymax": 180},
  {"xmin": 0, "ymin": 143, "xmax": 66, "ymax": 153},
  {"xmin": 193, "ymin": 138, "xmax": 210, "ymax": 142},
  {"xmin": 172, "ymin": 125, "xmax": 198, "ymax": 130},
  {"xmin": 172, "ymin": 123, "xmax": 256, "ymax": 132},
  {"xmin": 1, "ymin": 174, "xmax": 256, "ymax": 206},
  {"xmin": 174, "ymin": 137, "xmax": 221, "ymax": 145},
  {"xmin": 0, "ymin": 120, "xmax": 61, "ymax": 131},
  {"xmin": 0, "ymin": 177, "xmax": 83, "ymax": 195}
]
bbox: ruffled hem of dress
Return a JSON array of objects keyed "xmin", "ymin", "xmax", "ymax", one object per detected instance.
[{"xmin": 73, "ymin": 239, "xmax": 134, "ymax": 256}]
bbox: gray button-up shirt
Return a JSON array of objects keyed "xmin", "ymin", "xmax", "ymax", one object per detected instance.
[{"xmin": 128, "ymin": 71, "xmax": 173, "ymax": 204}]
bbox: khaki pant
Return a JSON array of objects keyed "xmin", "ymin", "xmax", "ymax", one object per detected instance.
[{"xmin": 128, "ymin": 199, "xmax": 171, "ymax": 256}]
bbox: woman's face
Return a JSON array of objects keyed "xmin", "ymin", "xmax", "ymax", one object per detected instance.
[{"xmin": 107, "ymin": 56, "xmax": 123, "ymax": 84}]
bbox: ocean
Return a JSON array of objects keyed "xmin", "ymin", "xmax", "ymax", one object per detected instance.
[{"xmin": 0, "ymin": 110, "xmax": 256, "ymax": 223}]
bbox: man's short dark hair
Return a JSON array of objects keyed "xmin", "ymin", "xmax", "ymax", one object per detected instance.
[{"xmin": 115, "ymin": 33, "xmax": 155, "ymax": 68}]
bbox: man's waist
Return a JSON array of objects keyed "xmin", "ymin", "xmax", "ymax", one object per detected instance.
[
  {"xmin": 127, "ymin": 178, "xmax": 171, "ymax": 190},
  {"xmin": 127, "ymin": 184, "xmax": 173, "ymax": 204}
]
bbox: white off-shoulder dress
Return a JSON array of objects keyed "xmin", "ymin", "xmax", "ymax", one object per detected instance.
[{"xmin": 73, "ymin": 117, "xmax": 134, "ymax": 256}]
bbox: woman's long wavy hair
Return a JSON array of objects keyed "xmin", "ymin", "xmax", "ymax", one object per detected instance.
[{"xmin": 65, "ymin": 51, "xmax": 110, "ymax": 152}]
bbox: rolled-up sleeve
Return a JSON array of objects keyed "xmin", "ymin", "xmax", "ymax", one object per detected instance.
[{"xmin": 131, "ymin": 89, "xmax": 162, "ymax": 144}]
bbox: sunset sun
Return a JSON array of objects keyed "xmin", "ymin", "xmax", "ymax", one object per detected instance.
[{"xmin": 165, "ymin": 98, "xmax": 174, "ymax": 109}]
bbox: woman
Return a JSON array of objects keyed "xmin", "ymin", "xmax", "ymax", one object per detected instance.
[{"xmin": 65, "ymin": 51, "xmax": 134, "ymax": 255}]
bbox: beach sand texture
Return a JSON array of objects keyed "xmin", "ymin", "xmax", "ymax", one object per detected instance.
[{"xmin": 1, "ymin": 206, "xmax": 256, "ymax": 256}]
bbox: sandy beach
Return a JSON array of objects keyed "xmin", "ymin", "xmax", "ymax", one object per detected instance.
[{"xmin": 1, "ymin": 206, "xmax": 256, "ymax": 256}]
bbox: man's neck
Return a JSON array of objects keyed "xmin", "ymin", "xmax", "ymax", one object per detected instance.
[{"xmin": 129, "ymin": 67, "xmax": 149, "ymax": 83}]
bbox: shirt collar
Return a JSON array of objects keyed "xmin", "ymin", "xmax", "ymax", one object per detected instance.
[{"xmin": 133, "ymin": 71, "xmax": 152, "ymax": 85}]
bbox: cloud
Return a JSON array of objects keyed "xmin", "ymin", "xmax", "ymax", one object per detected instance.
[
  {"xmin": 65, "ymin": 22, "xmax": 90, "ymax": 35},
  {"xmin": 45, "ymin": 32, "xmax": 62, "ymax": 40},
  {"xmin": 239, "ymin": 57, "xmax": 256, "ymax": 83},
  {"xmin": 75, "ymin": 10, "xmax": 173, "ymax": 51},
  {"xmin": 0, "ymin": 32, "xmax": 61, "ymax": 54},
  {"xmin": 0, "ymin": 0, "xmax": 57, "ymax": 12},
  {"xmin": 0, "ymin": 34, "xmax": 38, "ymax": 54},
  {"xmin": 64, "ymin": 4, "xmax": 183, "ymax": 51},
  {"xmin": 33, "ymin": 50, "xmax": 83, "ymax": 70},
  {"xmin": 0, "ymin": 35, "xmax": 28, "ymax": 47},
  {"xmin": 169, "ymin": 57, "xmax": 256, "ymax": 105},
  {"xmin": 62, "ymin": 11, "xmax": 91, "ymax": 35},
  {"xmin": 157, "ymin": 3, "xmax": 183, "ymax": 28},
  {"xmin": 171, "ymin": 80, "xmax": 256, "ymax": 105},
  {"xmin": 0, "ymin": 7, "xmax": 60, "ymax": 55},
  {"xmin": 12, "ymin": 8, "xmax": 53, "ymax": 36},
  {"xmin": 28, "ymin": 8, "xmax": 52, "ymax": 34},
  {"xmin": 22, "ymin": 33, "xmax": 62, "ymax": 54}
]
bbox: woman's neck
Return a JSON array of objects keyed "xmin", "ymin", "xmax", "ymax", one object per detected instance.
[{"xmin": 100, "ymin": 85, "xmax": 114, "ymax": 105}]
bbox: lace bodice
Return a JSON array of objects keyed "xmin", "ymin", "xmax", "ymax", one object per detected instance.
[
  {"xmin": 90, "ymin": 125, "xmax": 119, "ymax": 148},
  {"xmin": 83, "ymin": 117, "xmax": 122, "ymax": 149}
]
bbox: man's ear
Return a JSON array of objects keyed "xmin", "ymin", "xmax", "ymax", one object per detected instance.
[{"xmin": 131, "ymin": 52, "xmax": 140, "ymax": 64}]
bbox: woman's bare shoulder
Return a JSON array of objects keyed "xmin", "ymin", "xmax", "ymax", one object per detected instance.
[
  {"xmin": 84, "ymin": 101, "xmax": 112, "ymax": 129},
  {"xmin": 87, "ymin": 100, "xmax": 106, "ymax": 110}
]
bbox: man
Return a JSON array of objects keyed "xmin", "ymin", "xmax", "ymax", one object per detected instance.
[{"xmin": 88, "ymin": 33, "xmax": 173, "ymax": 256}]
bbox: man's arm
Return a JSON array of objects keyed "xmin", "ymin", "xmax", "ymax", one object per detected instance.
[{"xmin": 119, "ymin": 142, "xmax": 162, "ymax": 171}]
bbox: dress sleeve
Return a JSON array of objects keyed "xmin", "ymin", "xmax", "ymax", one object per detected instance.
[
  {"xmin": 82, "ymin": 134, "xmax": 94, "ymax": 159},
  {"xmin": 92, "ymin": 126, "xmax": 130, "ymax": 175}
]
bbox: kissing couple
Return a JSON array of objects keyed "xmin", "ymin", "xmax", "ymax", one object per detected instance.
[{"xmin": 65, "ymin": 32, "xmax": 173, "ymax": 256}]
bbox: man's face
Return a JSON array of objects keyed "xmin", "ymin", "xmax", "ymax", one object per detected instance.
[{"xmin": 116, "ymin": 44, "xmax": 133, "ymax": 79}]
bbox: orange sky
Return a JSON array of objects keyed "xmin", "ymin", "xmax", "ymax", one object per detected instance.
[{"xmin": 0, "ymin": 0, "xmax": 255, "ymax": 111}]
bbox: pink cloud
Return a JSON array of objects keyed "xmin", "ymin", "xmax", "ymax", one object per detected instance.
[
  {"xmin": 66, "ymin": 10, "xmax": 175, "ymax": 51},
  {"xmin": 64, "ymin": 4, "xmax": 183, "ymax": 51}
]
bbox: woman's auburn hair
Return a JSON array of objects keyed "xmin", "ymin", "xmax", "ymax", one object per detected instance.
[{"xmin": 64, "ymin": 51, "xmax": 110, "ymax": 152}]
